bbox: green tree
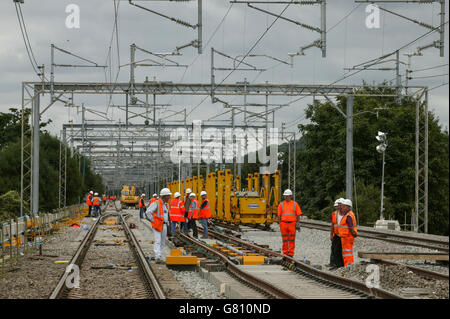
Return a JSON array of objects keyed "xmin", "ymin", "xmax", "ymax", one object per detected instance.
[{"xmin": 0, "ymin": 108, "xmax": 104, "ymax": 221}]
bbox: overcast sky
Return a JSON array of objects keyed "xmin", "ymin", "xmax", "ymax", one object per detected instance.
[{"xmin": 0, "ymin": 0, "xmax": 448, "ymax": 138}]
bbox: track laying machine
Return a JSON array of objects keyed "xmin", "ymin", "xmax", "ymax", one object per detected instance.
[
  {"xmin": 168, "ymin": 169, "xmax": 281, "ymax": 227},
  {"xmin": 120, "ymin": 185, "xmax": 140, "ymax": 209}
]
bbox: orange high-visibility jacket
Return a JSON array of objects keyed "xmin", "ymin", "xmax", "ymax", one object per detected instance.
[
  {"xmin": 92, "ymin": 196, "xmax": 100, "ymax": 206},
  {"xmin": 102, "ymin": 196, "xmax": 107, "ymax": 201},
  {"xmin": 331, "ymin": 210, "xmax": 340, "ymax": 237},
  {"xmin": 150, "ymin": 197, "xmax": 157, "ymax": 205},
  {"xmin": 199, "ymin": 199, "xmax": 211, "ymax": 219},
  {"xmin": 151, "ymin": 199, "xmax": 165, "ymax": 233},
  {"xmin": 188, "ymin": 199, "xmax": 199, "ymax": 219},
  {"xmin": 169, "ymin": 198, "xmax": 185, "ymax": 222},
  {"xmin": 139, "ymin": 197, "xmax": 146, "ymax": 208},
  {"xmin": 86, "ymin": 194, "xmax": 93, "ymax": 206},
  {"xmin": 278, "ymin": 200, "xmax": 302, "ymax": 222},
  {"xmin": 335, "ymin": 211, "xmax": 358, "ymax": 238}
]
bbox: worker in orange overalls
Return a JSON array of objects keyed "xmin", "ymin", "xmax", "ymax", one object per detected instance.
[
  {"xmin": 92, "ymin": 192, "xmax": 101, "ymax": 217},
  {"xmin": 86, "ymin": 191, "xmax": 93, "ymax": 217},
  {"xmin": 139, "ymin": 194, "xmax": 147, "ymax": 219},
  {"xmin": 169, "ymin": 192, "xmax": 185, "ymax": 237},
  {"xmin": 331, "ymin": 199, "xmax": 357, "ymax": 268},
  {"xmin": 186, "ymin": 193, "xmax": 199, "ymax": 239},
  {"xmin": 199, "ymin": 191, "xmax": 211, "ymax": 239},
  {"xmin": 278, "ymin": 189, "xmax": 302, "ymax": 257}
]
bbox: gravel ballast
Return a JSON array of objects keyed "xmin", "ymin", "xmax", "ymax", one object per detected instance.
[
  {"xmin": 0, "ymin": 217, "xmax": 95, "ymax": 299},
  {"xmin": 240, "ymin": 222, "xmax": 449, "ymax": 299}
]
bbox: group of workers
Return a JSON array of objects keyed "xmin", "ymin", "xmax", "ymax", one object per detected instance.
[
  {"xmin": 89, "ymin": 185, "xmax": 357, "ymax": 268},
  {"xmin": 85, "ymin": 191, "xmax": 103, "ymax": 217},
  {"xmin": 277, "ymin": 190, "xmax": 357, "ymax": 269},
  {"xmin": 141, "ymin": 188, "xmax": 211, "ymax": 263}
]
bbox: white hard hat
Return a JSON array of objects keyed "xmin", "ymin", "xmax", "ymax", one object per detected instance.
[
  {"xmin": 94, "ymin": 192, "xmax": 98, "ymax": 196},
  {"xmin": 90, "ymin": 191, "xmax": 93, "ymax": 194},
  {"xmin": 141, "ymin": 194, "xmax": 145, "ymax": 197},
  {"xmin": 189, "ymin": 193, "xmax": 196, "ymax": 197},
  {"xmin": 283, "ymin": 189, "xmax": 293, "ymax": 196},
  {"xmin": 174, "ymin": 192, "xmax": 181, "ymax": 198},
  {"xmin": 200, "ymin": 191, "xmax": 207, "ymax": 196},
  {"xmin": 342, "ymin": 199, "xmax": 352, "ymax": 207},
  {"xmin": 152, "ymin": 193, "xmax": 157, "ymax": 197},
  {"xmin": 186, "ymin": 188, "xmax": 192, "ymax": 193},
  {"xmin": 334, "ymin": 198, "xmax": 345, "ymax": 207},
  {"xmin": 160, "ymin": 188, "xmax": 172, "ymax": 196}
]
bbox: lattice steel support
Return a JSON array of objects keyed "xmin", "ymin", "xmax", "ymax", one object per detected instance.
[
  {"xmin": 58, "ymin": 129, "xmax": 67, "ymax": 209},
  {"xmin": 415, "ymin": 89, "xmax": 429, "ymax": 233}
]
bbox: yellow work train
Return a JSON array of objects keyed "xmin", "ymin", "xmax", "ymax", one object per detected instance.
[{"xmin": 168, "ymin": 169, "xmax": 281, "ymax": 226}]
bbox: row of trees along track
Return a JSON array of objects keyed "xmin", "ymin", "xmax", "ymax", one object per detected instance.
[
  {"xmin": 239, "ymin": 86, "xmax": 449, "ymax": 235},
  {"xmin": 0, "ymin": 108, "xmax": 104, "ymax": 222}
]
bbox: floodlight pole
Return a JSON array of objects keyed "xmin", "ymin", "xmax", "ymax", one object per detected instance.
[
  {"xmin": 380, "ymin": 148, "xmax": 386, "ymax": 220},
  {"xmin": 346, "ymin": 95, "xmax": 354, "ymax": 201}
]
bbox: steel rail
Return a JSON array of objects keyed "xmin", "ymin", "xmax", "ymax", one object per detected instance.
[
  {"xmin": 49, "ymin": 217, "xmax": 100, "ymax": 299},
  {"xmin": 49, "ymin": 213, "xmax": 166, "ymax": 299},
  {"xmin": 121, "ymin": 215, "xmax": 166, "ymax": 299},
  {"xmin": 177, "ymin": 232, "xmax": 297, "ymax": 299},
  {"xmin": 205, "ymin": 228, "xmax": 404, "ymax": 299},
  {"xmin": 369, "ymin": 259, "xmax": 449, "ymax": 281}
]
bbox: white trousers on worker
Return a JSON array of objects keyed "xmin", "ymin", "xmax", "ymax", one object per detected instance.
[{"xmin": 153, "ymin": 224, "xmax": 167, "ymax": 261}]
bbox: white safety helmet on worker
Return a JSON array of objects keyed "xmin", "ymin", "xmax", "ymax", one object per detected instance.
[
  {"xmin": 141, "ymin": 194, "xmax": 145, "ymax": 197},
  {"xmin": 189, "ymin": 193, "xmax": 196, "ymax": 197},
  {"xmin": 152, "ymin": 193, "xmax": 157, "ymax": 197},
  {"xmin": 94, "ymin": 192, "xmax": 98, "ymax": 196},
  {"xmin": 160, "ymin": 188, "xmax": 172, "ymax": 196},
  {"xmin": 186, "ymin": 188, "xmax": 192, "ymax": 194},
  {"xmin": 90, "ymin": 191, "xmax": 93, "ymax": 194},
  {"xmin": 283, "ymin": 189, "xmax": 293, "ymax": 196},
  {"xmin": 200, "ymin": 191, "xmax": 207, "ymax": 196},
  {"xmin": 342, "ymin": 199, "xmax": 352, "ymax": 207},
  {"xmin": 334, "ymin": 198, "xmax": 345, "ymax": 207},
  {"xmin": 174, "ymin": 192, "xmax": 181, "ymax": 198}
]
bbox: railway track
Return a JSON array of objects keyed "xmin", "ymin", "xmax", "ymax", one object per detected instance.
[
  {"xmin": 49, "ymin": 212, "xmax": 165, "ymax": 299},
  {"xmin": 178, "ymin": 227, "xmax": 403, "ymax": 299},
  {"xmin": 212, "ymin": 218, "xmax": 448, "ymax": 253},
  {"xmin": 298, "ymin": 220, "xmax": 449, "ymax": 253}
]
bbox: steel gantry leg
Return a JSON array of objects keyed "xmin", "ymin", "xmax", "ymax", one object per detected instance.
[
  {"xmin": 32, "ymin": 90, "xmax": 40, "ymax": 215},
  {"xmin": 346, "ymin": 95, "xmax": 354, "ymax": 202}
]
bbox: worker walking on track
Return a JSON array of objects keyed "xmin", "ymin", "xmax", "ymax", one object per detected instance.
[
  {"xmin": 139, "ymin": 194, "xmax": 147, "ymax": 219},
  {"xmin": 169, "ymin": 192, "xmax": 185, "ymax": 237},
  {"xmin": 182, "ymin": 188, "xmax": 192, "ymax": 233},
  {"xmin": 278, "ymin": 189, "xmax": 302, "ymax": 257},
  {"xmin": 329, "ymin": 199, "xmax": 357, "ymax": 269},
  {"xmin": 86, "ymin": 191, "xmax": 93, "ymax": 217},
  {"xmin": 145, "ymin": 188, "xmax": 172, "ymax": 264},
  {"xmin": 92, "ymin": 192, "xmax": 101, "ymax": 217},
  {"xmin": 199, "ymin": 191, "xmax": 211, "ymax": 239},
  {"xmin": 186, "ymin": 193, "xmax": 199, "ymax": 239}
]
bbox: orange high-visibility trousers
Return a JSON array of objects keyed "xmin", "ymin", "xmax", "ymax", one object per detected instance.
[
  {"xmin": 341, "ymin": 236, "xmax": 355, "ymax": 266},
  {"xmin": 280, "ymin": 221, "xmax": 297, "ymax": 256}
]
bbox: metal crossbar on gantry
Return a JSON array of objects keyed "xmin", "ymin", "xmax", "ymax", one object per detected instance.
[
  {"xmin": 65, "ymin": 120, "xmax": 262, "ymax": 193},
  {"xmin": 21, "ymin": 80, "xmax": 429, "ymax": 233}
]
